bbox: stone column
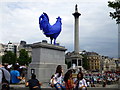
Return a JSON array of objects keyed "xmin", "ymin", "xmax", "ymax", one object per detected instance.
[{"xmin": 72, "ymin": 4, "xmax": 81, "ymax": 53}]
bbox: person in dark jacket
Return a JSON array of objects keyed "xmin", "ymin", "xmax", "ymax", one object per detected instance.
[{"xmin": 26, "ymin": 74, "xmax": 42, "ymax": 90}]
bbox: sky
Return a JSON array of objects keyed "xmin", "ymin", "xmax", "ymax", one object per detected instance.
[{"xmin": 0, "ymin": 0, "xmax": 118, "ymax": 58}]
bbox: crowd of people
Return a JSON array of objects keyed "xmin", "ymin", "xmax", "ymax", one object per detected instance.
[
  {"xmin": 0, "ymin": 63, "xmax": 27, "ymax": 90},
  {"xmin": 83, "ymin": 72, "xmax": 120, "ymax": 87},
  {"xmin": 0, "ymin": 63, "xmax": 120, "ymax": 90}
]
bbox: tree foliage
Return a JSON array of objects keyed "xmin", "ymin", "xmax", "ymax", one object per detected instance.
[
  {"xmin": 108, "ymin": 0, "xmax": 120, "ymax": 23},
  {"xmin": 81, "ymin": 54, "xmax": 89, "ymax": 70},
  {"xmin": 17, "ymin": 49, "xmax": 31, "ymax": 65},
  {"xmin": 108, "ymin": 0, "xmax": 120, "ymax": 9},
  {"xmin": 2, "ymin": 51, "xmax": 16, "ymax": 64}
]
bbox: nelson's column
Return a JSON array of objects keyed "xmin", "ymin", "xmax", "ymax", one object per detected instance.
[{"xmin": 66, "ymin": 5, "xmax": 83, "ymax": 71}]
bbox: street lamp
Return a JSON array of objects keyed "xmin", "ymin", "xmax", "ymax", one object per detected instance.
[{"xmin": 108, "ymin": 1, "xmax": 120, "ymax": 58}]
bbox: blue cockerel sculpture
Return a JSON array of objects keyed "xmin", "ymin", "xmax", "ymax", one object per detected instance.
[{"xmin": 39, "ymin": 12, "xmax": 62, "ymax": 45}]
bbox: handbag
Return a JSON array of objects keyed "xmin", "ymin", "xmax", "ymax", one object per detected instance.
[
  {"xmin": 49, "ymin": 74, "xmax": 57, "ymax": 87},
  {"xmin": 80, "ymin": 79, "xmax": 87, "ymax": 90}
]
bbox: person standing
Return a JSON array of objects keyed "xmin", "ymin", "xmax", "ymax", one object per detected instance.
[
  {"xmin": 74, "ymin": 72, "xmax": 87, "ymax": 90},
  {"xmin": 0, "ymin": 63, "xmax": 11, "ymax": 90},
  {"xmin": 10, "ymin": 65, "xmax": 22, "ymax": 84},
  {"xmin": 102, "ymin": 79, "xmax": 107, "ymax": 87}
]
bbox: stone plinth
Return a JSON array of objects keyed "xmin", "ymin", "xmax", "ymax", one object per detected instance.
[{"xmin": 27, "ymin": 42, "xmax": 67, "ymax": 83}]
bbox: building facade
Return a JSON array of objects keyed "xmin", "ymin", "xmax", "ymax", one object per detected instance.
[
  {"xmin": 17, "ymin": 41, "xmax": 32, "ymax": 57},
  {"xmin": 103, "ymin": 57, "xmax": 118, "ymax": 72},
  {"xmin": 85, "ymin": 52, "xmax": 101, "ymax": 72},
  {"xmin": 0, "ymin": 43, "xmax": 5, "ymax": 56},
  {"xmin": 0, "ymin": 43, "xmax": 5, "ymax": 62},
  {"xmin": 5, "ymin": 42, "xmax": 15, "ymax": 52},
  {"xmin": 0, "ymin": 41, "xmax": 32, "ymax": 58}
]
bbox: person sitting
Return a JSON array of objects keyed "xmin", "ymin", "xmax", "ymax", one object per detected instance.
[
  {"xmin": 26, "ymin": 74, "xmax": 42, "ymax": 90},
  {"xmin": 74, "ymin": 72, "xmax": 87, "ymax": 90},
  {"xmin": 53, "ymin": 65, "xmax": 65, "ymax": 90},
  {"xmin": 10, "ymin": 64, "xmax": 23, "ymax": 84},
  {"xmin": 64, "ymin": 70, "xmax": 74, "ymax": 90}
]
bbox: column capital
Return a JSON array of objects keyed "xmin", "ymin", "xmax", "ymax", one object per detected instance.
[{"xmin": 72, "ymin": 4, "xmax": 81, "ymax": 18}]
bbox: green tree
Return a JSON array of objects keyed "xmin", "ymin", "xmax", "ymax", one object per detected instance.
[
  {"xmin": 2, "ymin": 51, "xmax": 16, "ymax": 64},
  {"xmin": 108, "ymin": 0, "xmax": 120, "ymax": 24},
  {"xmin": 108, "ymin": 0, "xmax": 120, "ymax": 58},
  {"xmin": 18, "ymin": 49, "xmax": 31, "ymax": 65},
  {"xmin": 65, "ymin": 59, "xmax": 71, "ymax": 69},
  {"xmin": 81, "ymin": 54, "xmax": 89, "ymax": 70},
  {"xmin": 0, "ymin": 56, "xmax": 2, "ymax": 63}
]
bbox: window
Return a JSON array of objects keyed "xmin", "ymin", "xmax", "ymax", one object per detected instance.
[
  {"xmin": 78, "ymin": 60, "xmax": 81, "ymax": 66},
  {"xmin": 72, "ymin": 59, "xmax": 77, "ymax": 66}
]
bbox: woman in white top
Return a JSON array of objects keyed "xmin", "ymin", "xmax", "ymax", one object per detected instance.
[
  {"xmin": 75, "ymin": 72, "xmax": 87, "ymax": 90},
  {"xmin": 53, "ymin": 65, "xmax": 65, "ymax": 90}
]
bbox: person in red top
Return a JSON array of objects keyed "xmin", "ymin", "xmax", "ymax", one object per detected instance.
[{"xmin": 64, "ymin": 70, "xmax": 74, "ymax": 90}]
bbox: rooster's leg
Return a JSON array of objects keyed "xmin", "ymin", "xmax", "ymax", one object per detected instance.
[
  {"xmin": 50, "ymin": 37, "xmax": 53, "ymax": 44},
  {"xmin": 54, "ymin": 39, "xmax": 56, "ymax": 45},
  {"xmin": 51, "ymin": 40, "xmax": 52, "ymax": 44}
]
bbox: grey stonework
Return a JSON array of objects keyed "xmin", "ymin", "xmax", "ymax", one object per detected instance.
[{"xmin": 27, "ymin": 42, "xmax": 67, "ymax": 83}]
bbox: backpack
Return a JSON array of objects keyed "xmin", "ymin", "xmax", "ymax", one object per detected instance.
[
  {"xmin": 80, "ymin": 79, "xmax": 87, "ymax": 90},
  {"xmin": 0, "ymin": 69, "xmax": 10, "ymax": 90},
  {"xmin": 75, "ymin": 79, "xmax": 87, "ymax": 90},
  {"xmin": 49, "ymin": 76, "xmax": 55, "ymax": 87}
]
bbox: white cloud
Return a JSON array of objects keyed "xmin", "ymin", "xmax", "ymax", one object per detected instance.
[{"xmin": 0, "ymin": 0, "xmax": 118, "ymax": 57}]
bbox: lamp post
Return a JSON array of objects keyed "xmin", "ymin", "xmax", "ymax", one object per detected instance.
[
  {"xmin": 108, "ymin": 1, "xmax": 120, "ymax": 89},
  {"xmin": 108, "ymin": 0, "xmax": 120, "ymax": 58}
]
